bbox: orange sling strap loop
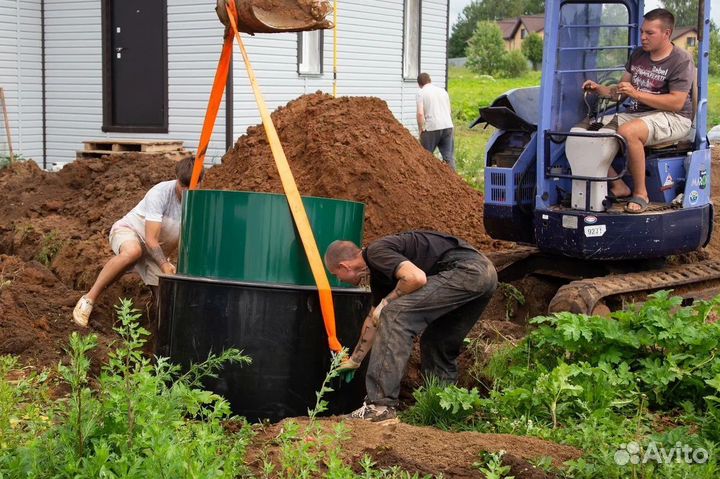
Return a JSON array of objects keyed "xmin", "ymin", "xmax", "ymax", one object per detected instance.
[
  {"xmin": 190, "ymin": 35, "xmax": 233, "ymax": 190},
  {"xmin": 225, "ymin": 1, "xmax": 342, "ymax": 352}
]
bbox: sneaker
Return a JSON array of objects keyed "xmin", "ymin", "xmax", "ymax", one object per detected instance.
[
  {"xmin": 72, "ymin": 295, "xmax": 93, "ymax": 327},
  {"xmin": 348, "ymin": 402, "xmax": 398, "ymax": 425}
]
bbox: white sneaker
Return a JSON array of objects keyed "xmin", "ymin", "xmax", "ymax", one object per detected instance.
[{"xmin": 72, "ymin": 295, "xmax": 93, "ymax": 327}]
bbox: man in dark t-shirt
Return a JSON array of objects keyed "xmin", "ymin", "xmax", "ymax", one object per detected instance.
[
  {"xmin": 324, "ymin": 231, "xmax": 497, "ymax": 424},
  {"xmin": 582, "ymin": 8, "xmax": 694, "ymax": 213}
]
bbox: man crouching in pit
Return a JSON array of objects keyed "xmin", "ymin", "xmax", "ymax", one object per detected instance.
[
  {"xmin": 324, "ymin": 230, "xmax": 497, "ymax": 424},
  {"xmin": 72, "ymin": 156, "xmax": 202, "ymax": 327}
]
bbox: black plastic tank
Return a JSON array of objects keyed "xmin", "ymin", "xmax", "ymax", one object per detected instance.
[{"xmin": 157, "ymin": 190, "xmax": 370, "ymax": 421}]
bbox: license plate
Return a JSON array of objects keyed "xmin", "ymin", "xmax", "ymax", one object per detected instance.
[{"xmin": 584, "ymin": 225, "xmax": 606, "ymax": 237}]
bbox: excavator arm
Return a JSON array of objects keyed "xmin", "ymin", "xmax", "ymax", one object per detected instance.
[{"xmin": 217, "ymin": 0, "xmax": 333, "ymax": 34}]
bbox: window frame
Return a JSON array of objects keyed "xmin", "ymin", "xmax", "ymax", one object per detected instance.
[
  {"xmin": 297, "ymin": 30, "xmax": 324, "ymax": 76},
  {"xmin": 402, "ymin": 0, "xmax": 422, "ymax": 81}
]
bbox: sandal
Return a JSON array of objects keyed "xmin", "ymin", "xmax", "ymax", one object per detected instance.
[{"xmin": 624, "ymin": 196, "xmax": 649, "ymax": 214}]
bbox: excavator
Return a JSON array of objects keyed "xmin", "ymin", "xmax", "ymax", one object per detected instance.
[
  {"xmin": 215, "ymin": 0, "xmax": 333, "ymax": 33},
  {"xmin": 477, "ymin": 0, "xmax": 718, "ymax": 315}
]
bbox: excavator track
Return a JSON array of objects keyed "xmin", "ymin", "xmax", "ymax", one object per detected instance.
[{"xmin": 548, "ymin": 259, "xmax": 720, "ymax": 315}]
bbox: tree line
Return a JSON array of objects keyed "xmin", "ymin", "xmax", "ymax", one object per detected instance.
[{"xmin": 451, "ymin": 0, "xmax": 717, "ymax": 77}]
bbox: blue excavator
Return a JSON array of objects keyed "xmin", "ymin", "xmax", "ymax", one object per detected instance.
[{"xmin": 476, "ymin": 0, "xmax": 717, "ymax": 314}]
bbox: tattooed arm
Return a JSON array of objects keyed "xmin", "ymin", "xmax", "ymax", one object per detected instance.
[
  {"xmin": 344, "ymin": 261, "xmax": 427, "ymax": 367},
  {"xmin": 145, "ymin": 221, "xmax": 176, "ymax": 275}
]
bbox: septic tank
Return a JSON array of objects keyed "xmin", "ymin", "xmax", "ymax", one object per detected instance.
[{"xmin": 156, "ymin": 190, "xmax": 371, "ymax": 422}]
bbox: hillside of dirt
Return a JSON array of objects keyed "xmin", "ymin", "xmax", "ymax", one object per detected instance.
[{"xmin": 203, "ymin": 93, "xmax": 500, "ymax": 247}]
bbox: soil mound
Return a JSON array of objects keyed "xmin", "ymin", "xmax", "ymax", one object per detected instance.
[
  {"xmin": 0, "ymin": 155, "xmax": 177, "ymax": 364},
  {"xmin": 203, "ymin": 93, "xmax": 502, "ymax": 248},
  {"xmin": 247, "ymin": 418, "xmax": 583, "ymax": 478}
]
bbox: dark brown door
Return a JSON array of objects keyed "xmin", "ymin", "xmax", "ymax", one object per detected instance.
[{"xmin": 103, "ymin": 0, "xmax": 167, "ymax": 132}]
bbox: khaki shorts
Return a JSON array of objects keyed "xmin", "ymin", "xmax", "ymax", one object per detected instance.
[
  {"xmin": 108, "ymin": 227, "xmax": 162, "ymax": 287},
  {"xmin": 604, "ymin": 111, "xmax": 692, "ymax": 146}
]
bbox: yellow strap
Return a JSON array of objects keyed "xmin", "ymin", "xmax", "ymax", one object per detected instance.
[
  {"xmin": 225, "ymin": 2, "xmax": 342, "ymax": 352},
  {"xmin": 332, "ymin": 0, "xmax": 338, "ymax": 97}
]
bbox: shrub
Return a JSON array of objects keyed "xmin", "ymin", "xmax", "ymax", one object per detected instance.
[
  {"xmin": 498, "ymin": 51, "xmax": 529, "ymax": 78},
  {"xmin": 521, "ymin": 32, "xmax": 543, "ymax": 70},
  {"xmin": 466, "ymin": 21, "xmax": 506, "ymax": 76}
]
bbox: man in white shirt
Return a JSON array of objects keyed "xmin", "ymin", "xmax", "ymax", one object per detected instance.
[
  {"xmin": 416, "ymin": 72, "xmax": 455, "ymax": 170},
  {"xmin": 72, "ymin": 156, "xmax": 202, "ymax": 327}
]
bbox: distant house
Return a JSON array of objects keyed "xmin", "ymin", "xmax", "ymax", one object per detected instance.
[
  {"xmin": 497, "ymin": 15, "xmax": 545, "ymax": 51},
  {"xmin": 672, "ymin": 26, "xmax": 699, "ymax": 51},
  {"xmin": 497, "ymin": 15, "xmax": 698, "ymax": 54}
]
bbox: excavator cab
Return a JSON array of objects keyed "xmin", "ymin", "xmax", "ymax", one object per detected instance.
[
  {"xmin": 479, "ymin": 0, "xmax": 713, "ymax": 261},
  {"xmin": 216, "ymin": 0, "xmax": 333, "ymax": 34}
]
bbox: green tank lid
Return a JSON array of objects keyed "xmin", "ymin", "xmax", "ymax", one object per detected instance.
[{"xmin": 178, "ymin": 190, "xmax": 365, "ymax": 287}]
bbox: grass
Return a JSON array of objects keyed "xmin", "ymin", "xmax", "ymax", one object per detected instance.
[
  {"xmin": 449, "ymin": 67, "xmax": 542, "ymax": 190},
  {"xmin": 449, "ymin": 66, "xmax": 720, "ymax": 190}
]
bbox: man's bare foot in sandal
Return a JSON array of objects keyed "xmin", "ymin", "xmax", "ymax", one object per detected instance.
[{"xmin": 624, "ymin": 195, "xmax": 649, "ymax": 214}]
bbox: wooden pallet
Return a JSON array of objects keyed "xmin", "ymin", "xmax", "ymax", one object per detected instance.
[
  {"xmin": 82, "ymin": 138, "xmax": 184, "ymax": 154},
  {"xmin": 76, "ymin": 149, "xmax": 193, "ymax": 161}
]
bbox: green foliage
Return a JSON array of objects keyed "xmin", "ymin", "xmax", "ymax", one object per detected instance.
[
  {"xmin": 35, "ymin": 229, "xmax": 64, "ymax": 267},
  {"xmin": 473, "ymin": 451, "xmax": 514, "ymax": 479},
  {"xmin": 403, "ymin": 377, "xmax": 481, "ymax": 429},
  {"xmin": 308, "ymin": 348, "xmax": 348, "ymax": 420},
  {"xmin": 498, "ymin": 51, "xmax": 529, "ymax": 78},
  {"xmin": 521, "ymin": 32, "xmax": 543, "ymax": 70},
  {"xmin": 710, "ymin": 27, "xmax": 720, "ymax": 76},
  {"xmin": 448, "ymin": 0, "xmax": 545, "ymax": 57},
  {"xmin": 466, "ymin": 22, "xmax": 507, "ymax": 76},
  {"xmin": 410, "ymin": 291, "xmax": 720, "ymax": 478},
  {"xmin": 661, "ymin": 0, "xmax": 699, "ymax": 28},
  {"xmin": 0, "ymin": 299, "xmax": 255, "ymax": 478},
  {"xmin": 0, "ymin": 154, "xmax": 25, "ymax": 170},
  {"xmin": 499, "ymin": 283, "xmax": 526, "ymax": 319}
]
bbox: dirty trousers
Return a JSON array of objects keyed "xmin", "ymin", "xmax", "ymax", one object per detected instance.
[{"xmin": 365, "ymin": 251, "xmax": 498, "ymax": 407}]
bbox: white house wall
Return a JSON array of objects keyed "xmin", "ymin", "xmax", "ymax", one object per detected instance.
[
  {"xmin": 0, "ymin": 0, "xmax": 43, "ymax": 161},
  {"xmin": 21, "ymin": 0, "xmax": 448, "ymax": 167}
]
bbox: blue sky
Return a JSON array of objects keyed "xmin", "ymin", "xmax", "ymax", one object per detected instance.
[{"xmin": 448, "ymin": 0, "xmax": 720, "ymax": 32}]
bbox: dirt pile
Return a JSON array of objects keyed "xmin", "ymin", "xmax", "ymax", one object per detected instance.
[
  {"xmin": 246, "ymin": 418, "xmax": 583, "ymax": 478},
  {"xmin": 203, "ymin": 93, "xmax": 501, "ymax": 248},
  {"xmin": 0, "ymin": 155, "xmax": 178, "ymax": 364}
]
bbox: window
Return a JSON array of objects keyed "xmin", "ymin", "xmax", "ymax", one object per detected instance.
[
  {"xmin": 403, "ymin": 0, "xmax": 421, "ymax": 79},
  {"xmin": 520, "ymin": 28, "xmax": 528, "ymax": 39},
  {"xmin": 298, "ymin": 30, "xmax": 323, "ymax": 75},
  {"xmin": 687, "ymin": 36, "xmax": 697, "ymax": 47}
]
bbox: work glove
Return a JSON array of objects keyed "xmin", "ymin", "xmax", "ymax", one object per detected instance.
[{"xmin": 337, "ymin": 356, "xmax": 360, "ymax": 383}]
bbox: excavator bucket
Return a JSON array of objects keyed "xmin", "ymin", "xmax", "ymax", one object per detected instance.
[{"xmin": 217, "ymin": 0, "xmax": 334, "ymax": 34}]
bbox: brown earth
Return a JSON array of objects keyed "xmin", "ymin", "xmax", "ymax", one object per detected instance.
[
  {"xmin": 242, "ymin": 418, "xmax": 583, "ymax": 478},
  {"xmin": 203, "ymin": 93, "xmax": 505, "ymax": 248}
]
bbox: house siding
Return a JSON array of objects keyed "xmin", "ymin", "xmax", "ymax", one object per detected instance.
[
  {"xmin": 8, "ymin": 0, "xmax": 448, "ymax": 167},
  {"xmin": 0, "ymin": 0, "xmax": 43, "ymax": 161}
]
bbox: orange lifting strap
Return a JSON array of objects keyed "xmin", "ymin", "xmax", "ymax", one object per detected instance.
[{"xmin": 189, "ymin": 1, "xmax": 342, "ymax": 352}]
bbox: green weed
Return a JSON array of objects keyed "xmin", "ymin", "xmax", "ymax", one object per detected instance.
[
  {"xmin": 499, "ymin": 283, "xmax": 526, "ymax": 320},
  {"xmin": 473, "ymin": 451, "xmax": 514, "ymax": 479},
  {"xmin": 0, "ymin": 298, "xmax": 254, "ymax": 478},
  {"xmin": 409, "ymin": 291, "xmax": 720, "ymax": 478},
  {"xmin": 35, "ymin": 229, "xmax": 64, "ymax": 267}
]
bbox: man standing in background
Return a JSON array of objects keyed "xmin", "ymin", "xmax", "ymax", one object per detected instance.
[{"xmin": 416, "ymin": 72, "xmax": 456, "ymax": 170}]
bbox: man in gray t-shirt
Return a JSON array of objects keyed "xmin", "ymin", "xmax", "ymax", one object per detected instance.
[
  {"xmin": 72, "ymin": 156, "xmax": 202, "ymax": 327},
  {"xmin": 582, "ymin": 8, "xmax": 694, "ymax": 213}
]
